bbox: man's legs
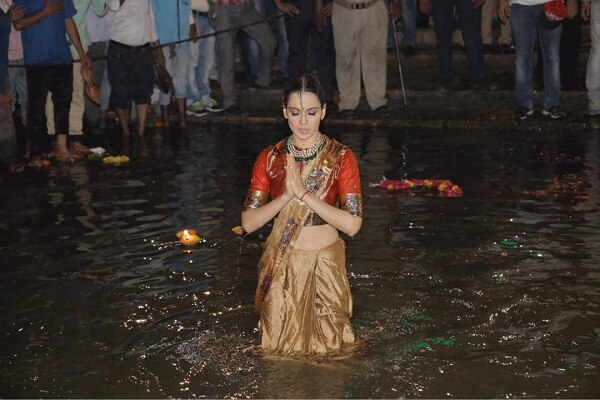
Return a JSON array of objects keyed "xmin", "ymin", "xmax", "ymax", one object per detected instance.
[
  {"xmin": 209, "ymin": 4, "xmax": 237, "ymax": 108},
  {"xmin": 8, "ymin": 59, "xmax": 27, "ymax": 127},
  {"xmin": 560, "ymin": 13, "xmax": 582, "ymax": 88},
  {"xmin": 171, "ymin": 46, "xmax": 190, "ymax": 128},
  {"xmin": 587, "ymin": 0, "xmax": 600, "ymax": 114},
  {"xmin": 159, "ymin": 46, "xmax": 174, "ymax": 127},
  {"xmin": 285, "ymin": 17, "xmax": 310, "ymax": 82},
  {"xmin": 45, "ymin": 60, "xmax": 86, "ymax": 155},
  {"xmin": 431, "ymin": 0, "xmax": 455, "ymax": 85},
  {"xmin": 538, "ymin": 16, "xmax": 562, "ymax": 110},
  {"xmin": 332, "ymin": 4, "xmax": 363, "ymax": 111},
  {"xmin": 26, "ymin": 67, "xmax": 54, "ymax": 161},
  {"xmin": 401, "ymin": 0, "xmax": 417, "ymax": 48},
  {"xmin": 481, "ymin": 0, "xmax": 495, "ymax": 46},
  {"xmin": 195, "ymin": 13, "xmax": 217, "ymax": 106},
  {"xmin": 240, "ymin": 4, "xmax": 277, "ymax": 87},
  {"xmin": 361, "ymin": 0, "xmax": 388, "ymax": 110},
  {"xmin": 48, "ymin": 65, "xmax": 74, "ymax": 160},
  {"xmin": 456, "ymin": 0, "xmax": 485, "ymax": 82},
  {"xmin": 510, "ymin": 4, "xmax": 537, "ymax": 110},
  {"xmin": 310, "ymin": 16, "xmax": 336, "ymax": 104}
]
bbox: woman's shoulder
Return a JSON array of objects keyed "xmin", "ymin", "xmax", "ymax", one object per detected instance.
[
  {"xmin": 257, "ymin": 139, "xmax": 286, "ymax": 159},
  {"xmin": 324, "ymin": 136, "xmax": 355, "ymax": 161}
]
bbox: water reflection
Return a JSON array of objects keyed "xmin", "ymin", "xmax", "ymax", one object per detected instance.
[{"xmin": 1, "ymin": 125, "xmax": 599, "ymax": 398}]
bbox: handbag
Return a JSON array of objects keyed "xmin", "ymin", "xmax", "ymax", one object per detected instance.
[
  {"xmin": 543, "ymin": 0, "xmax": 567, "ymax": 22},
  {"xmin": 154, "ymin": 62, "xmax": 175, "ymax": 95}
]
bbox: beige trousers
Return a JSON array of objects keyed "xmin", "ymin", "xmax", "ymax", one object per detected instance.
[
  {"xmin": 46, "ymin": 60, "xmax": 84, "ymax": 136},
  {"xmin": 332, "ymin": 0, "xmax": 388, "ymax": 111},
  {"xmin": 481, "ymin": 0, "xmax": 511, "ymax": 45}
]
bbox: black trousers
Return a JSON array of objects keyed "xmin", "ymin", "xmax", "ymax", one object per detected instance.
[
  {"xmin": 284, "ymin": 16, "xmax": 336, "ymax": 102},
  {"xmin": 560, "ymin": 14, "xmax": 582, "ymax": 87},
  {"xmin": 26, "ymin": 64, "xmax": 73, "ymax": 157}
]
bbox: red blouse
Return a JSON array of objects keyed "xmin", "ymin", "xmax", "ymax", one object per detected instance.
[{"xmin": 243, "ymin": 138, "xmax": 363, "ymax": 224}]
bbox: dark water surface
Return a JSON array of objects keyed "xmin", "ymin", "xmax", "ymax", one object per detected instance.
[{"xmin": 1, "ymin": 124, "xmax": 599, "ymax": 398}]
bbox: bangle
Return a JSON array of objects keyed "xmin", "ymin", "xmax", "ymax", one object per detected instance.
[{"xmin": 300, "ymin": 191, "xmax": 309, "ymax": 203}]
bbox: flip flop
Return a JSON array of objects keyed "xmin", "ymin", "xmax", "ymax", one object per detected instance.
[{"xmin": 84, "ymin": 81, "xmax": 101, "ymax": 106}]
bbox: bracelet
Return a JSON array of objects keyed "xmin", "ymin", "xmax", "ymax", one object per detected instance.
[{"xmin": 300, "ymin": 191, "xmax": 309, "ymax": 203}]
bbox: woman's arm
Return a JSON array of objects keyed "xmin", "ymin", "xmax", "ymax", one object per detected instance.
[
  {"xmin": 301, "ymin": 192, "xmax": 362, "ymax": 236},
  {"xmin": 241, "ymin": 192, "xmax": 292, "ymax": 234}
]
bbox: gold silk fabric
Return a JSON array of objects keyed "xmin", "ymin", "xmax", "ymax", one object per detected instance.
[{"xmin": 259, "ymin": 239, "xmax": 356, "ymax": 356}]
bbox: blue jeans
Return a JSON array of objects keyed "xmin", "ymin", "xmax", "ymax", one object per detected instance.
[
  {"xmin": 189, "ymin": 13, "xmax": 216, "ymax": 104},
  {"xmin": 401, "ymin": 0, "xmax": 417, "ymax": 47},
  {"xmin": 8, "ymin": 59, "xmax": 28, "ymax": 126},
  {"xmin": 245, "ymin": 0, "xmax": 288, "ymax": 80},
  {"xmin": 431, "ymin": 0, "xmax": 485, "ymax": 84},
  {"xmin": 510, "ymin": 3, "xmax": 561, "ymax": 110}
]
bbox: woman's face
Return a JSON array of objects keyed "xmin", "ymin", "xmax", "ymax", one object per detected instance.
[{"xmin": 283, "ymin": 91, "xmax": 326, "ymax": 147}]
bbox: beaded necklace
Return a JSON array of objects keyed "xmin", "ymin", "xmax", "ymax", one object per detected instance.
[{"xmin": 285, "ymin": 133, "xmax": 326, "ymax": 162}]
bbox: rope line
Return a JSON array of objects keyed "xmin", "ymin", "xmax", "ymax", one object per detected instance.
[{"xmin": 8, "ymin": 13, "xmax": 284, "ymax": 68}]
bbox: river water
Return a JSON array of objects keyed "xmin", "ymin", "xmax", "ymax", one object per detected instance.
[{"xmin": 1, "ymin": 124, "xmax": 599, "ymax": 398}]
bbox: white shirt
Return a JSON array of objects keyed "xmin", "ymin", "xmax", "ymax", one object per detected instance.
[
  {"xmin": 0, "ymin": 0, "xmax": 12, "ymax": 14},
  {"xmin": 192, "ymin": 0, "xmax": 210, "ymax": 12},
  {"xmin": 109, "ymin": 0, "xmax": 158, "ymax": 46},
  {"xmin": 510, "ymin": 0, "xmax": 549, "ymax": 5},
  {"xmin": 87, "ymin": 5, "xmax": 112, "ymax": 43}
]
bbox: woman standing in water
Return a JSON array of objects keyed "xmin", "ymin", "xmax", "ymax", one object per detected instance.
[{"xmin": 241, "ymin": 74, "xmax": 363, "ymax": 357}]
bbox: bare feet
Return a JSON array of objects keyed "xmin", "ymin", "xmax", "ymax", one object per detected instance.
[
  {"xmin": 52, "ymin": 148, "xmax": 81, "ymax": 162},
  {"xmin": 27, "ymin": 156, "xmax": 43, "ymax": 168},
  {"xmin": 70, "ymin": 141, "xmax": 92, "ymax": 156}
]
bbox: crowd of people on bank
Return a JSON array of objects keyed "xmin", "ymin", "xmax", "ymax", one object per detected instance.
[{"xmin": 0, "ymin": 0, "xmax": 599, "ymax": 172}]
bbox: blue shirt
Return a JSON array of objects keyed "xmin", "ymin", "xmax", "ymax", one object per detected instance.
[
  {"xmin": 152, "ymin": 0, "xmax": 190, "ymax": 48},
  {"xmin": 14, "ymin": 0, "xmax": 76, "ymax": 65}
]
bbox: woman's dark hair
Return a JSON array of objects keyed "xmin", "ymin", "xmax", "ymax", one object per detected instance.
[{"xmin": 283, "ymin": 74, "xmax": 327, "ymax": 107}]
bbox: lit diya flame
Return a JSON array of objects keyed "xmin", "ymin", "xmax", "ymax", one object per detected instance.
[{"xmin": 177, "ymin": 229, "xmax": 201, "ymax": 245}]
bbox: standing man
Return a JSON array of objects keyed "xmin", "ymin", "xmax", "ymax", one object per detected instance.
[
  {"xmin": 45, "ymin": 0, "xmax": 106, "ymax": 156},
  {"xmin": 186, "ymin": 0, "xmax": 222, "ymax": 116},
  {"xmin": 208, "ymin": 0, "xmax": 276, "ymax": 116},
  {"xmin": 13, "ymin": 0, "xmax": 93, "ymax": 165},
  {"xmin": 152, "ymin": 0, "xmax": 194, "ymax": 129},
  {"xmin": 498, "ymin": 0, "xmax": 566, "ymax": 120},
  {"xmin": 107, "ymin": 0, "xmax": 163, "ymax": 138},
  {"xmin": 332, "ymin": 0, "xmax": 396, "ymax": 118},
  {"xmin": 420, "ymin": 0, "xmax": 488, "ymax": 92},
  {"xmin": 274, "ymin": 0, "xmax": 337, "ymax": 110},
  {"xmin": 582, "ymin": 0, "xmax": 599, "ymax": 116}
]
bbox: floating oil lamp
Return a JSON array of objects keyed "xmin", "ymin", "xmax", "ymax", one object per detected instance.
[{"xmin": 177, "ymin": 229, "xmax": 201, "ymax": 245}]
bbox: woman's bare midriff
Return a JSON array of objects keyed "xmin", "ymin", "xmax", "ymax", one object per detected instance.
[{"xmin": 294, "ymin": 224, "xmax": 339, "ymax": 251}]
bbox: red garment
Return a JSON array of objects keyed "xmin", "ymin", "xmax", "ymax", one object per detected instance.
[{"xmin": 245, "ymin": 137, "xmax": 362, "ymax": 219}]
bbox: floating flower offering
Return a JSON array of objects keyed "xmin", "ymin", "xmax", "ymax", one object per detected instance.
[
  {"xmin": 102, "ymin": 155, "xmax": 130, "ymax": 165},
  {"xmin": 373, "ymin": 178, "xmax": 463, "ymax": 197},
  {"xmin": 178, "ymin": 229, "xmax": 201, "ymax": 245},
  {"xmin": 231, "ymin": 226, "xmax": 244, "ymax": 235}
]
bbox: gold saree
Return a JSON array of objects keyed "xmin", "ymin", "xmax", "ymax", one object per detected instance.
[{"xmin": 254, "ymin": 138, "xmax": 358, "ymax": 357}]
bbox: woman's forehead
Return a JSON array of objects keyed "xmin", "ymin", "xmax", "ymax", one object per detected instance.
[{"xmin": 286, "ymin": 91, "xmax": 321, "ymax": 107}]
